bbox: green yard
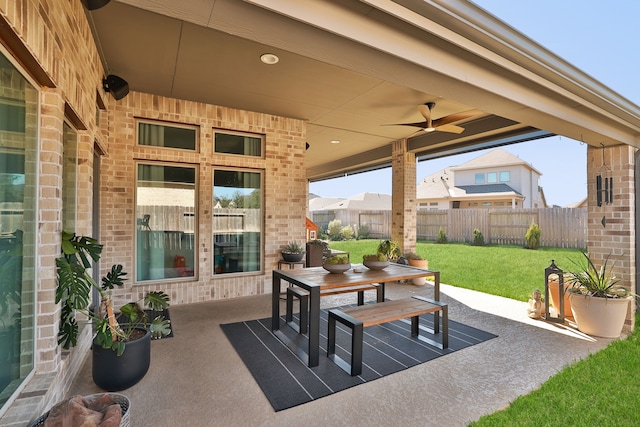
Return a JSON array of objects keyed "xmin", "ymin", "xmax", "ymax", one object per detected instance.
[{"xmin": 328, "ymin": 240, "xmax": 639, "ymax": 426}]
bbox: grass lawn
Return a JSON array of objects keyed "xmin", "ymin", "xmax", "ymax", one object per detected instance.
[
  {"xmin": 329, "ymin": 240, "xmax": 581, "ymax": 301},
  {"xmin": 329, "ymin": 239, "xmax": 639, "ymax": 426}
]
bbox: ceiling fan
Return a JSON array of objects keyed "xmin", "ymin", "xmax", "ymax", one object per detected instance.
[{"xmin": 386, "ymin": 102, "xmax": 481, "ymax": 134}]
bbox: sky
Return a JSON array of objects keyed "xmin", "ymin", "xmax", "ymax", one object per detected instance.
[{"xmin": 309, "ymin": 1, "xmax": 640, "ymax": 207}]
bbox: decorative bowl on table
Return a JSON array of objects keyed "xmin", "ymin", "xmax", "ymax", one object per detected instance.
[
  {"xmin": 363, "ymin": 260, "xmax": 390, "ymax": 270},
  {"xmin": 322, "ymin": 262, "xmax": 351, "ymax": 274}
]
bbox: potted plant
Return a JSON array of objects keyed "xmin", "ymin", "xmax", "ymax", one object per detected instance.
[
  {"xmin": 281, "ymin": 241, "xmax": 305, "ymax": 262},
  {"xmin": 404, "ymin": 251, "xmax": 429, "ymax": 285},
  {"xmin": 376, "ymin": 240, "xmax": 401, "ymax": 262},
  {"xmin": 565, "ymin": 252, "xmax": 634, "ymax": 338},
  {"xmin": 56, "ymin": 230, "xmax": 171, "ymax": 391}
]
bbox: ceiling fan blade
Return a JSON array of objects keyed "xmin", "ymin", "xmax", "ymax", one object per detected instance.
[
  {"xmin": 433, "ymin": 109, "xmax": 483, "ymax": 126},
  {"xmin": 434, "ymin": 124, "xmax": 465, "ymax": 134},
  {"xmin": 417, "ymin": 103, "xmax": 433, "ymax": 120},
  {"xmin": 381, "ymin": 121, "xmax": 429, "ymax": 128}
]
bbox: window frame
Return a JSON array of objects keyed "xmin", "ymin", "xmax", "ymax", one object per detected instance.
[
  {"xmin": 134, "ymin": 161, "xmax": 198, "ymax": 284},
  {"xmin": 213, "ymin": 129, "xmax": 264, "ymax": 158},
  {"xmin": 136, "ymin": 119, "xmax": 199, "ymax": 152},
  {"xmin": 212, "ymin": 166, "xmax": 264, "ymax": 277}
]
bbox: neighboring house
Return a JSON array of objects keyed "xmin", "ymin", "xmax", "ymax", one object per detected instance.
[{"xmin": 416, "ymin": 149, "xmax": 546, "ymax": 209}]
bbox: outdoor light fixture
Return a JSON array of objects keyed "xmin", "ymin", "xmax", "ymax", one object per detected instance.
[
  {"xmin": 102, "ymin": 74, "xmax": 129, "ymax": 100},
  {"xmin": 544, "ymin": 260, "xmax": 566, "ymax": 324},
  {"xmin": 330, "ymin": 140, "xmax": 340, "ymax": 144},
  {"xmin": 260, "ymin": 53, "xmax": 279, "ymax": 64},
  {"xmin": 81, "ymin": 0, "xmax": 111, "ymax": 10}
]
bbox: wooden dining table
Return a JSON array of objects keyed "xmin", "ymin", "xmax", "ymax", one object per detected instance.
[{"xmin": 271, "ymin": 263, "xmax": 440, "ymax": 367}]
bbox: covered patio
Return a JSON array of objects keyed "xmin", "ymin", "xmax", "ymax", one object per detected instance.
[
  {"xmin": 67, "ymin": 282, "xmax": 610, "ymax": 426},
  {"xmin": 0, "ymin": 0, "xmax": 638, "ymax": 424}
]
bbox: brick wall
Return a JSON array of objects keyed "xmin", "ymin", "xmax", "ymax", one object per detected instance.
[
  {"xmin": 586, "ymin": 144, "xmax": 637, "ymax": 331},
  {"xmin": 99, "ymin": 92, "xmax": 308, "ymax": 308},
  {"xmin": 391, "ymin": 139, "xmax": 417, "ymax": 253}
]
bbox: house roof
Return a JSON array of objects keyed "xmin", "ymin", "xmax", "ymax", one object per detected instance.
[
  {"xmin": 311, "ymin": 193, "xmax": 391, "ymax": 211},
  {"xmin": 450, "ymin": 148, "xmax": 542, "ymax": 175},
  {"xmin": 86, "ymin": 1, "xmax": 640, "ymax": 181},
  {"xmin": 457, "ymin": 184, "xmax": 522, "ymax": 196}
]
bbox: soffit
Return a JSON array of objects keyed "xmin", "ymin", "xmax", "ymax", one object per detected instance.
[{"xmin": 87, "ymin": 0, "xmax": 640, "ymax": 181}]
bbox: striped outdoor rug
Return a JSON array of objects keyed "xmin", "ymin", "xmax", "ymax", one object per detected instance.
[{"xmin": 222, "ymin": 305, "xmax": 496, "ymax": 411}]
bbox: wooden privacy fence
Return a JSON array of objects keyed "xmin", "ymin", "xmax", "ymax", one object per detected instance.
[{"xmin": 311, "ymin": 207, "xmax": 586, "ymax": 249}]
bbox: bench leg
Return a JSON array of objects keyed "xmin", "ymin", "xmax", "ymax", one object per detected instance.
[
  {"xmin": 357, "ymin": 291, "xmax": 364, "ymax": 306},
  {"xmin": 327, "ymin": 309, "xmax": 364, "ymax": 376},
  {"xmin": 442, "ymin": 304, "xmax": 448, "ymax": 349},
  {"xmin": 411, "ymin": 315, "xmax": 419, "ymax": 337},
  {"xmin": 286, "ymin": 287, "xmax": 308, "ymax": 334}
]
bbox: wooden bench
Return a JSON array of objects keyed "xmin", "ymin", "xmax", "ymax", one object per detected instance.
[
  {"xmin": 327, "ymin": 296, "xmax": 448, "ymax": 376},
  {"xmin": 285, "ymin": 284, "xmax": 380, "ymax": 334}
]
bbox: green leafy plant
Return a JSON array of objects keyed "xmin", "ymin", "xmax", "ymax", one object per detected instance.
[
  {"xmin": 376, "ymin": 239, "xmax": 401, "ymax": 260},
  {"xmin": 437, "ymin": 227, "xmax": 447, "ymax": 244},
  {"xmin": 403, "ymin": 251, "xmax": 424, "ymax": 261},
  {"xmin": 472, "ymin": 228, "xmax": 485, "ymax": 246},
  {"xmin": 524, "ymin": 222, "xmax": 541, "ymax": 250},
  {"xmin": 565, "ymin": 252, "xmax": 629, "ymax": 299},
  {"xmin": 56, "ymin": 230, "xmax": 171, "ymax": 356},
  {"xmin": 340, "ymin": 225, "xmax": 354, "ymax": 240},
  {"xmin": 327, "ymin": 219, "xmax": 343, "ymax": 241},
  {"xmin": 282, "ymin": 241, "xmax": 304, "ymax": 254}
]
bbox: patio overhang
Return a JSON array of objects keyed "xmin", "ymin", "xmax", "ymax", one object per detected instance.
[{"xmin": 85, "ymin": 0, "xmax": 640, "ymax": 180}]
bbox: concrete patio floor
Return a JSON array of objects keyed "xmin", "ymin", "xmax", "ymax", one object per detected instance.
[{"xmin": 67, "ymin": 281, "xmax": 612, "ymax": 426}]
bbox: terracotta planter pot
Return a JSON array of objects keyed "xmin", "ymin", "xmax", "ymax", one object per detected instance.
[
  {"xmin": 568, "ymin": 293, "xmax": 631, "ymax": 338},
  {"xmin": 548, "ymin": 277, "xmax": 572, "ymax": 318},
  {"xmin": 408, "ymin": 259, "xmax": 428, "ymax": 285}
]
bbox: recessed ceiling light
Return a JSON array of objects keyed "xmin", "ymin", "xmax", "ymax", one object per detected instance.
[
  {"xmin": 260, "ymin": 53, "xmax": 279, "ymax": 64},
  {"xmin": 330, "ymin": 140, "xmax": 340, "ymax": 144}
]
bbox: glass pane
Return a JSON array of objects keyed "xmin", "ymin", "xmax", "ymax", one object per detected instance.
[
  {"xmin": 138, "ymin": 122, "xmax": 196, "ymax": 150},
  {"xmin": 475, "ymin": 173, "xmax": 484, "ymax": 184},
  {"xmin": 214, "ymin": 132, "xmax": 262, "ymax": 157},
  {"xmin": 213, "ymin": 169, "xmax": 262, "ymax": 274},
  {"xmin": 136, "ymin": 164, "xmax": 196, "ymax": 281},
  {"xmin": 487, "ymin": 172, "xmax": 497, "ymax": 183},
  {"xmin": 0, "ymin": 52, "xmax": 36, "ymax": 410},
  {"xmin": 62, "ymin": 123, "xmax": 77, "ymax": 231},
  {"xmin": 500, "ymin": 171, "xmax": 510, "ymax": 182}
]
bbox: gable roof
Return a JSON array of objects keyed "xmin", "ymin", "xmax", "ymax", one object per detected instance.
[
  {"xmin": 312, "ymin": 193, "xmax": 391, "ymax": 211},
  {"xmin": 450, "ymin": 148, "xmax": 542, "ymax": 175}
]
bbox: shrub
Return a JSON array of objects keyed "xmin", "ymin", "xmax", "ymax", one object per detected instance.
[
  {"xmin": 472, "ymin": 228, "xmax": 484, "ymax": 246},
  {"xmin": 437, "ymin": 227, "xmax": 447, "ymax": 244},
  {"xmin": 357, "ymin": 223, "xmax": 371, "ymax": 240},
  {"xmin": 327, "ymin": 219, "xmax": 343, "ymax": 240},
  {"xmin": 525, "ymin": 222, "xmax": 541, "ymax": 250},
  {"xmin": 340, "ymin": 225, "xmax": 354, "ymax": 240}
]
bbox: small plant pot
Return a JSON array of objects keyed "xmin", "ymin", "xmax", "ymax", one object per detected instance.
[
  {"xmin": 408, "ymin": 259, "xmax": 428, "ymax": 285},
  {"xmin": 282, "ymin": 252, "xmax": 304, "ymax": 262}
]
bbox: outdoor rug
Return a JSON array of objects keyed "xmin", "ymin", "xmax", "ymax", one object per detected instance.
[{"xmin": 221, "ymin": 306, "xmax": 497, "ymax": 411}]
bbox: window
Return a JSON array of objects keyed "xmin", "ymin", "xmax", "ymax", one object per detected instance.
[
  {"xmin": 0, "ymin": 51, "xmax": 37, "ymax": 411},
  {"xmin": 136, "ymin": 164, "xmax": 197, "ymax": 282},
  {"xmin": 213, "ymin": 169, "xmax": 262, "ymax": 275},
  {"xmin": 214, "ymin": 131, "xmax": 262, "ymax": 157},
  {"xmin": 138, "ymin": 121, "xmax": 197, "ymax": 151},
  {"xmin": 487, "ymin": 172, "xmax": 497, "ymax": 183},
  {"xmin": 500, "ymin": 171, "xmax": 510, "ymax": 182},
  {"xmin": 62, "ymin": 122, "xmax": 77, "ymax": 230},
  {"xmin": 482, "ymin": 202, "xmax": 492, "ymax": 207},
  {"xmin": 475, "ymin": 173, "xmax": 484, "ymax": 184}
]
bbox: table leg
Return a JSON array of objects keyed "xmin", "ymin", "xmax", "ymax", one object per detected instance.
[
  {"xmin": 433, "ymin": 271, "xmax": 440, "ymax": 333},
  {"xmin": 308, "ymin": 286, "xmax": 320, "ymax": 367},
  {"xmin": 272, "ymin": 272, "xmax": 281, "ymax": 331},
  {"xmin": 376, "ymin": 282, "xmax": 385, "ymax": 302}
]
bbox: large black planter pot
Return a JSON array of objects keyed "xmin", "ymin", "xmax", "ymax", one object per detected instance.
[
  {"xmin": 92, "ymin": 327, "xmax": 151, "ymax": 391},
  {"xmin": 282, "ymin": 252, "xmax": 304, "ymax": 262}
]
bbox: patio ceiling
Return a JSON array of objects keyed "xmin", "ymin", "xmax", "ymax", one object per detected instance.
[{"xmin": 85, "ymin": 0, "xmax": 640, "ymax": 181}]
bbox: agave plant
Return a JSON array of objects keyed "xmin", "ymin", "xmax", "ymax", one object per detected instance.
[
  {"xmin": 565, "ymin": 252, "xmax": 628, "ymax": 299},
  {"xmin": 56, "ymin": 230, "xmax": 171, "ymax": 356}
]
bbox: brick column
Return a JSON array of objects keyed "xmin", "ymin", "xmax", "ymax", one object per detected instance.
[
  {"xmin": 586, "ymin": 144, "xmax": 636, "ymax": 332},
  {"xmin": 391, "ymin": 139, "xmax": 417, "ymax": 254}
]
